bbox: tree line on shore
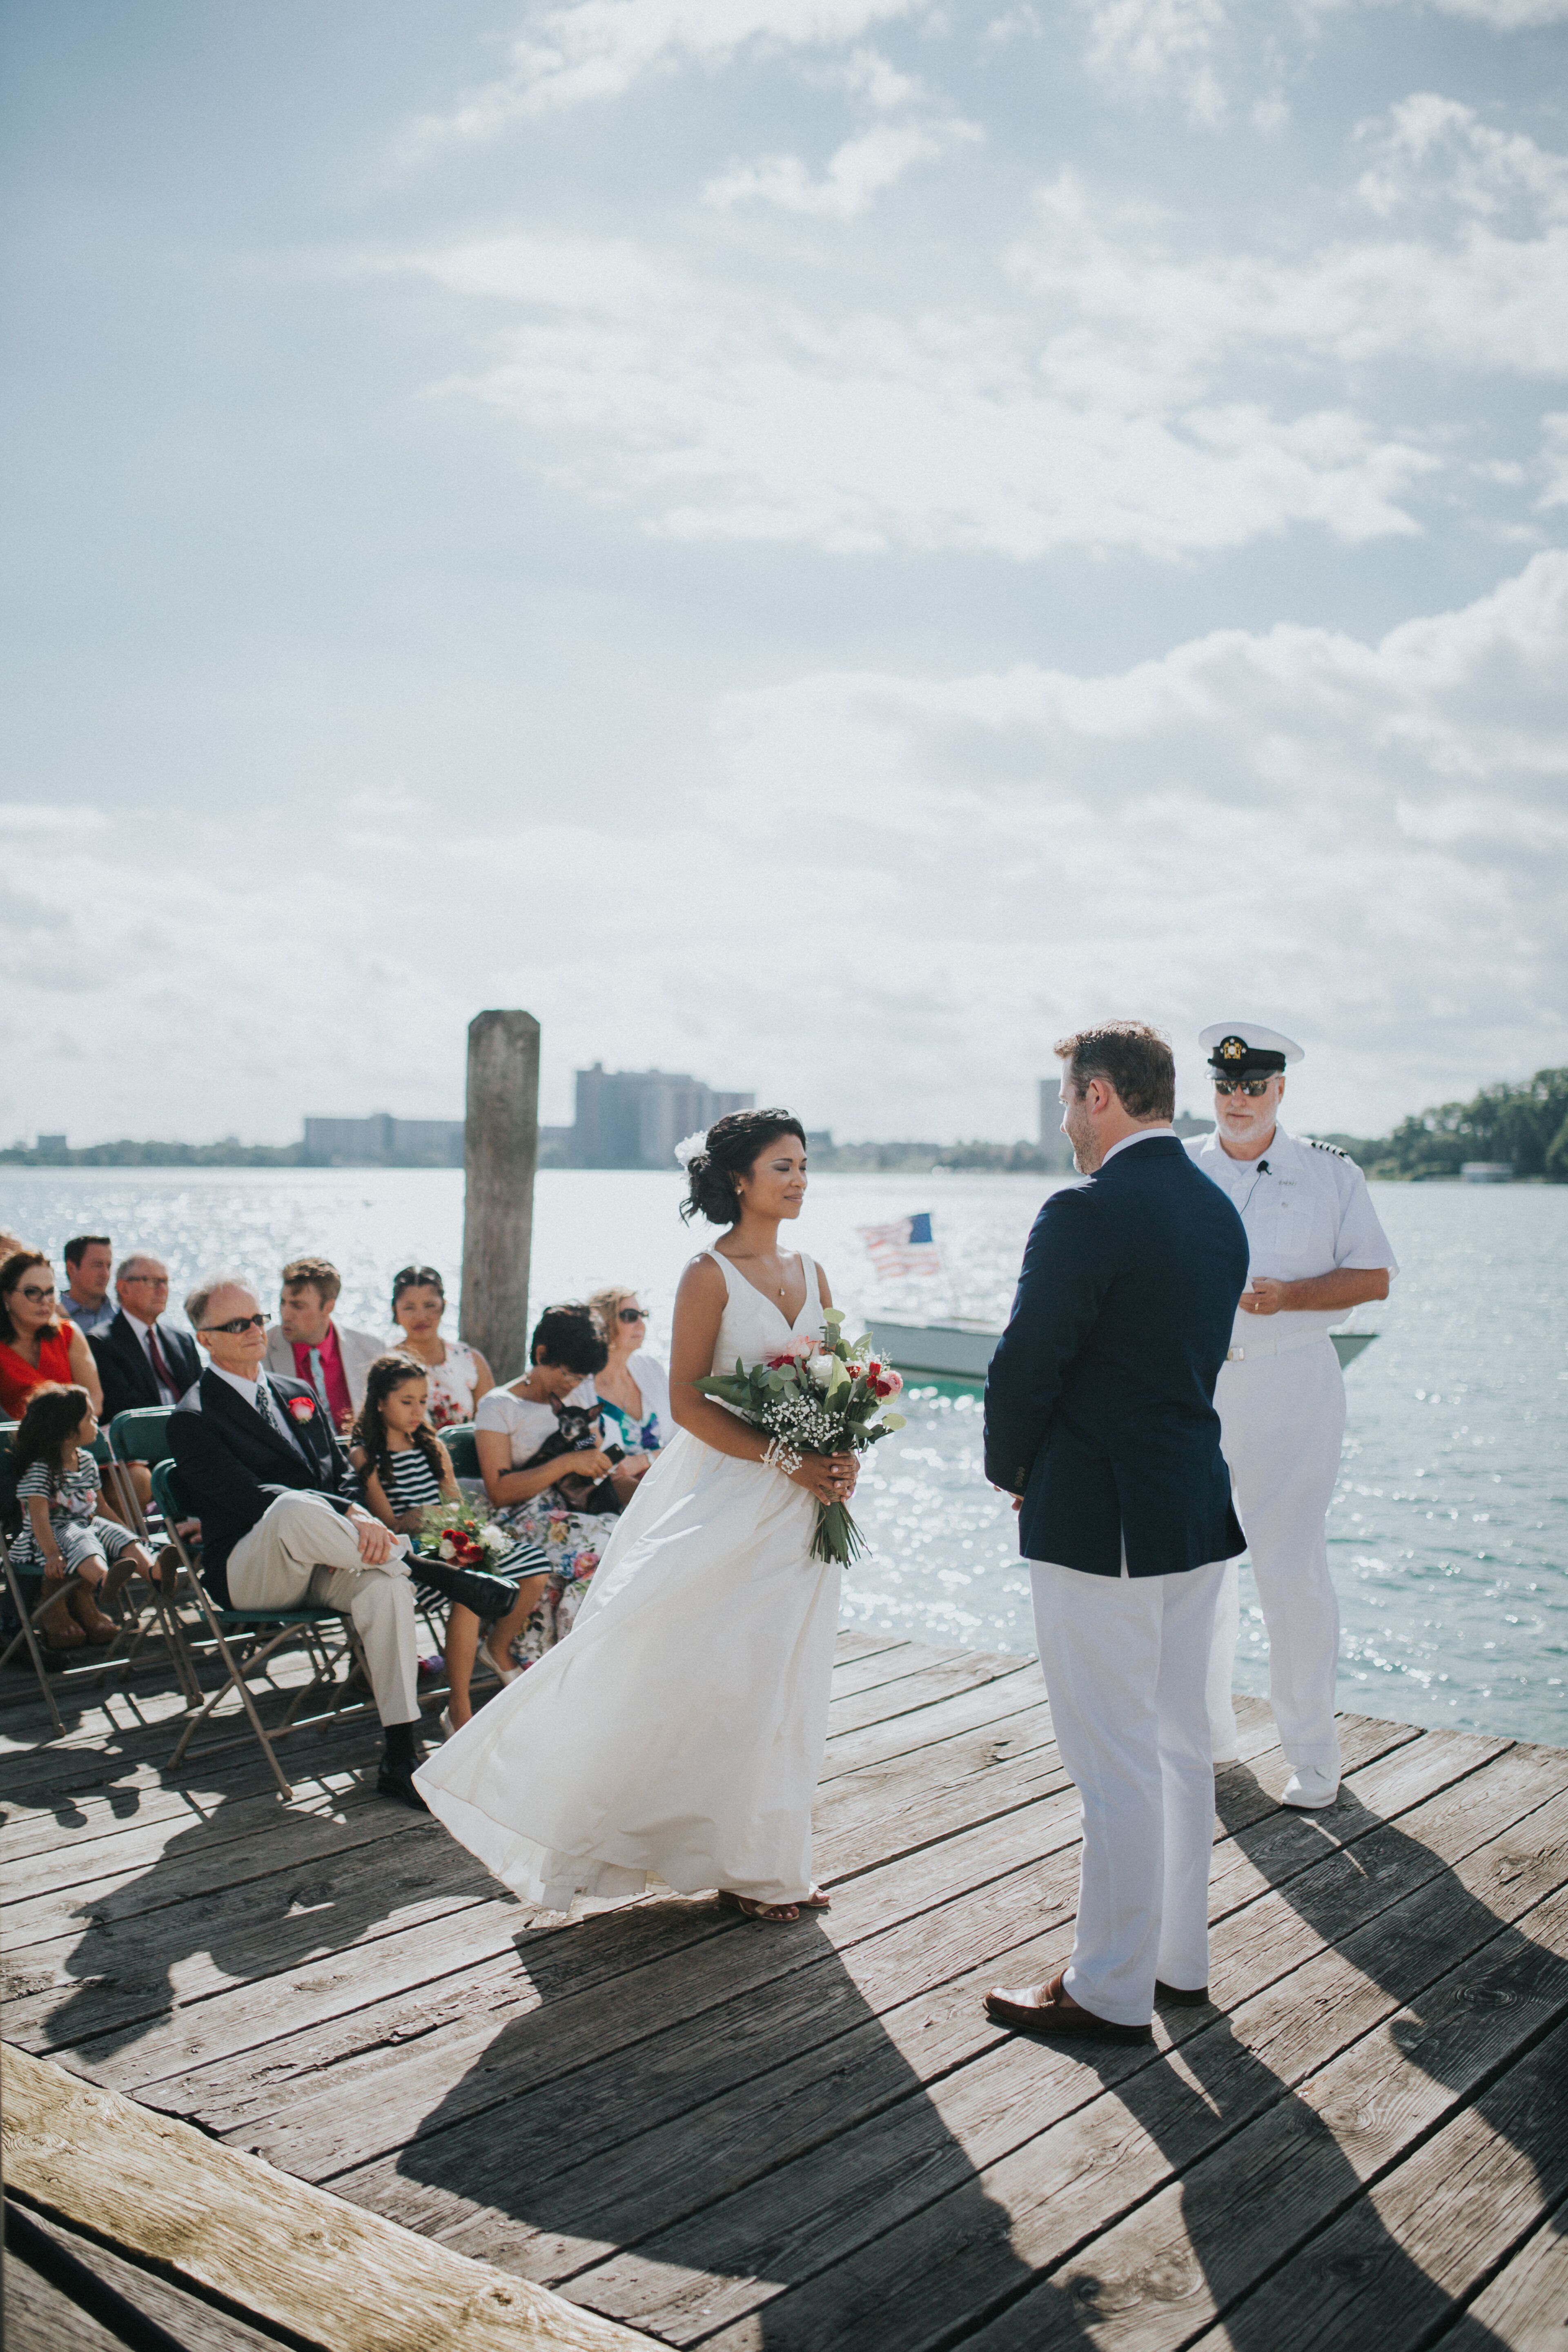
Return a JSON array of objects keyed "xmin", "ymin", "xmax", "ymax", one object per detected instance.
[
  {"xmin": 4, "ymin": 1068, "xmax": 1564, "ymax": 1178},
  {"xmin": 1323, "ymin": 1065, "xmax": 1568, "ymax": 1180}
]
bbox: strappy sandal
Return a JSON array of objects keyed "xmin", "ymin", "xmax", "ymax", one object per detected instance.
[
  {"xmin": 717, "ymin": 1889, "xmax": 801, "ymax": 1924},
  {"xmin": 800, "ymin": 1885, "xmax": 831, "ymax": 1910}
]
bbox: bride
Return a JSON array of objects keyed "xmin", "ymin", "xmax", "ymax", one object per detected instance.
[{"xmin": 414, "ymin": 1108, "xmax": 858, "ymax": 1923}]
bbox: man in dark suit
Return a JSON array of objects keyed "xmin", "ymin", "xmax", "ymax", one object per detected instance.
[
  {"xmin": 89, "ymin": 1255, "xmax": 201, "ymax": 1423},
  {"xmin": 982, "ymin": 1022, "xmax": 1249, "ymax": 2044},
  {"xmin": 169, "ymin": 1275, "xmax": 517, "ymax": 1809}
]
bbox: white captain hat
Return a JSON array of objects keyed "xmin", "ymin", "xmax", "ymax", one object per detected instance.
[{"xmin": 1200, "ymin": 1022, "xmax": 1305, "ymax": 1078}]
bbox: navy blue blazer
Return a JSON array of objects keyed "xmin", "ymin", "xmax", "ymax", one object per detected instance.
[
  {"xmin": 983, "ymin": 1135, "xmax": 1249, "ymax": 1578},
  {"xmin": 169, "ymin": 1369, "xmax": 354, "ymax": 1607}
]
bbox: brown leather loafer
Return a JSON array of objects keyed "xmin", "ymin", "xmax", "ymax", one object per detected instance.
[
  {"xmin": 1154, "ymin": 1980, "xmax": 1210, "ymax": 2006},
  {"xmin": 984, "ymin": 1973, "xmax": 1152, "ymax": 2044}
]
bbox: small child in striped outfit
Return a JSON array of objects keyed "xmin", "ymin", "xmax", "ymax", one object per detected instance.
[
  {"xmin": 351, "ymin": 1354, "xmax": 547, "ymax": 1737},
  {"xmin": 9, "ymin": 1383, "xmax": 155, "ymax": 1650}
]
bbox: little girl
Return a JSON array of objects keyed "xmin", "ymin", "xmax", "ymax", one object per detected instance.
[
  {"xmin": 9, "ymin": 1384, "xmax": 155, "ymax": 1651},
  {"xmin": 350, "ymin": 1353, "xmax": 547, "ymax": 1736}
]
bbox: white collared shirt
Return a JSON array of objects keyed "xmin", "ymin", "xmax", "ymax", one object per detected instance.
[
  {"xmin": 1185, "ymin": 1121, "xmax": 1399, "ymax": 1343},
  {"xmin": 208, "ymin": 1363, "xmax": 310, "ymax": 1459},
  {"xmin": 1099, "ymin": 1125, "xmax": 1175, "ymax": 1167}
]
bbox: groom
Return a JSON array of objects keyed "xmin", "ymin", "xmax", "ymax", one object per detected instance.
[{"xmin": 983, "ymin": 1022, "xmax": 1249, "ymax": 2042}]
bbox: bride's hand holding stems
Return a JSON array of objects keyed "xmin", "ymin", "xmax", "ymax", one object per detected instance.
[{"xmin": 791, "ymin": 1451, "xmax": 858, "ymax": 1506}]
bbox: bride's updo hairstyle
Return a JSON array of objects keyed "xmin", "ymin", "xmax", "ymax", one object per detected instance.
[{"xmin": 680, "ymin": 1109, "xmax": 807, "ymax": 1227}]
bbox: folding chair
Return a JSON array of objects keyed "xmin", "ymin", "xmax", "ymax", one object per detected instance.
[
  {"xmin": 150, "ymin": 1460, "xmax": 379, "ymax": 1802},
  {"xmin": 441, "ymin": 1422, "xmax": 481, "ymax": 1482},
  {"xmin": 103, "ymin": 1408, "xmax": 204, "ymax": 1705},
  {"xmin": 0, "ymin": 1422, "xmax": 94, "ymax": 1740}
]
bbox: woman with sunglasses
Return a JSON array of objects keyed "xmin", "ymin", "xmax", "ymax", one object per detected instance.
[
  {"xmin": 0, "ymin": 1250, "xmax": 104, "ymax": 1421},
  {"xmin": 585, "ymin": 1288, "xmax": 671, "ymax": 1460},
  {"xmin": 389, "ymin": 1266, "xmax": 494, "ymax": 1431}
]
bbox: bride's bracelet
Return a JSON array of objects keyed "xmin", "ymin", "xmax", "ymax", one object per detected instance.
[{"xmin": 761, "ymin": 1435, "xmax": 803, "ymax": 1476}]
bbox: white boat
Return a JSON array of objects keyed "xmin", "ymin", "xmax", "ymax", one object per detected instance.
[{"xmin": 868, "ymin": 1315, "xmax": 1378, "ymax": 1384}]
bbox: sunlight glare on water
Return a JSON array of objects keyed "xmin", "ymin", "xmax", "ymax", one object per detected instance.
[{"xmin": 3, "ymin": 1165, "xmax": 1564, "ymax": 1745}]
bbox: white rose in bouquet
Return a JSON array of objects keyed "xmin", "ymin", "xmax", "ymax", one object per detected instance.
[{"xmin": 808, "ymin": 1354, "xmax": 836, "ymax": 1388}]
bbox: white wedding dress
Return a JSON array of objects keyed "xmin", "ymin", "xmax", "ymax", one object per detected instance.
[{"xmin": 414, "ymin": 1251, "xmax": 840, "ymax": 1909}]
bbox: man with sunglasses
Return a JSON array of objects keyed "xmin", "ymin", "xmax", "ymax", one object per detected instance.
[
  {"xmin": 170, "ymin": 1276, "xmax": 516, "ymax": 1808},
  {"xmin": 1186, "ymin": 1025, "xmax": 1398, "ymax": 1807}
]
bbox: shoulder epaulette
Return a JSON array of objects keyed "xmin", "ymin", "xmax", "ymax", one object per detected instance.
[{"xmin": 1307, "ymin": 1138, "xmax": 1349, "ymax": 1159}]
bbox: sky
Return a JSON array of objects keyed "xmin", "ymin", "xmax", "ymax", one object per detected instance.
[{"xmin": 2, "ymin": 0, "xmax": 1566, "ymax": 1148}]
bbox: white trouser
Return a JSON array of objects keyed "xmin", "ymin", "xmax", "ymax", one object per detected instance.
[
  {"xmin": 1205, "ymin": 1339, "xmax": 1345, "ymax": 1775},
  {"xmin": 1030, "ymin": 1557, "xmax": 1224, "ymax": 2027},
  {"xmin": 226, "ymin": 1492, "xmax": 420, "ymax": 1728}
]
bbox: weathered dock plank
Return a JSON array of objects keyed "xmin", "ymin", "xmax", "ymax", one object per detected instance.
[{"xmin": 3, "ymin": 1631, "xmax": 1562, "ymax": 2352}]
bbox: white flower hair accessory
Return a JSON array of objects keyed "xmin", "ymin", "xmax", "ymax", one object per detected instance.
[{"xmin": 673, "ymin": 1130, "xmax": 708, "ymax": 1169}]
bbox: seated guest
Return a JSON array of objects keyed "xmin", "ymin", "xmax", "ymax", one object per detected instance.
[
  {"xmin": 9, "ymin": 1384, "xmax": 156, "ymax": 1653},
  {"xmin": 91, "ymin": 1255, "xmax": 200, "ymax": 1422},
  {"xmin": 169, "ymin": 1276, "xmax": 517, "ymax": 1808},
  {"xmin": 586, "ymin": 1287, "xmax": 672, "ymax": 1456},
  {"xmin": 0, "ymin": 1227, "xmax": 31, "ymax": 1259},
  {"xmin": 389, "ymin": 1265, "xmax": 494, "ymax": 1430},
  {"xmin": 351, "ymin": 1353, "xmax": 546, "ymax": 1735},
  {"xmin": 0, "ymin": 1251, "xmax": 103, "ymax": 1421},
  {"xmin": 61, "ymin": 1236, "xmax": 117, "ymax": 1337},
  {"xmin": 474, "ymin": 1303, "xmax": 647, "ymax": 1659},
  {"xmin": 264, "ymin": 1256, "xmax": 381, "ymax": 1433}
]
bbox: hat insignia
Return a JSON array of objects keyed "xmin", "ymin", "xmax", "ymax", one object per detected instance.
[{"xmin": 1219, "ymin": 1036, "xmax": 1246, "ymax": 1062}]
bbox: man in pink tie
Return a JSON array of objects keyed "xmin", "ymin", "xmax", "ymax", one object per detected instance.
[{"xmin": 263, "ymin": 1256, "xmax": 383, "ymax": 1435}]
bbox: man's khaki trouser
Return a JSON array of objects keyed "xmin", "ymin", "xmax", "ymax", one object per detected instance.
[{"xmin": 226, "ymin": 1492, "xmax": 420, "ymax": 1726}]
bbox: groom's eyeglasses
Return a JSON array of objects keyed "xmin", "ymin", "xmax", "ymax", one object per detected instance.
[
  {"xmin": 203, "ymin": 1313, "xmax": 268, "ymax": 1334},
  {"xmin": 1213, "ymin": 1076, "xmax": 1276, "ymax": 1098}
]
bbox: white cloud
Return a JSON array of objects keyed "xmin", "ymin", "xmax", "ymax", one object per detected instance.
[
  {"xmin": 1077, "ymin": 0, "xmax": 1228, "ymax": 124},
  {"xmin": 1012, "ymin": 106, "xmax": 1568, "ymax": 381},
  {"xmin": 5, "ymin": 561, "xmax": 1562, "ymax": 1145},
  {"xmin": 704, "ymin": 115, "xmax": 981, "ymax": 216},
  {"xmin": 1406, "ymin": 0, "xmax": 1568, "ymax": 23},
  {"xmin": 1540, "ymin": 412, "xmax": 1568, "ymax": 506},
  {"xmin": 410, "ymin": 0, "xmax": 932, "ymax": 147},
  {"xmin": 408, "ymin": 227, "xmax": 1436, "ymax": 558}
]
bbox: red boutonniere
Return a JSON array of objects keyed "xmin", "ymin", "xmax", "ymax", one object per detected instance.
[{"xmin": 286, "ymin": 1395, "xmax": 317, "ymax": 1424}]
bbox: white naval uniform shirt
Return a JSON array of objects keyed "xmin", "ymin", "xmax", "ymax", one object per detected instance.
[{"xmin": 1184, "ymin": 1123, "xmax": 1399, "ymax": 1354}]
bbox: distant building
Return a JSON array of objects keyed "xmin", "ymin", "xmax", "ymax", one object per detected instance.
[
  {"xmin": 302, "ymin": 1113, "xmax": 464, "ymax": 1168},
  {"xmin": 571, "ymin": 1066, "xmax": 754, "ymax": 1170},
  {"xmin": 302, "ymin": 1069, "xmax": 754, "ymax": 1171},
  {"xmin": 36, "ymin": 1134, "xmax": 67, "ymax": 1155},
  {"xmin": 1461, "ymin": 1161, "xmax": 1513, "ymax": 1183}
]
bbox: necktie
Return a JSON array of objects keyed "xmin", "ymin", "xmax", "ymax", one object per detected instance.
[
  {"xmin": 146, "ymin": 1324, "xmax": 178, "ymax": 1403},
  {"xmin": 256, "ymin": 1375, "xmax": 312, "ymax": 1462},
  {"xmin": 307, "ymin": 1347, "xmax": 329, "ymax": 1410}
]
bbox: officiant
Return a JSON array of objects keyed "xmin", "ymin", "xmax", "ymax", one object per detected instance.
[{"xmin": 1186, "ymin": 1022, "xmax": 1399, "ymax": 1810}]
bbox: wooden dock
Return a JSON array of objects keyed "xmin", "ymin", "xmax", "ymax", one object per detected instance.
[{"xmin": 4, "ymin": 1631, "xmax": 1567, "ymax": 2350}]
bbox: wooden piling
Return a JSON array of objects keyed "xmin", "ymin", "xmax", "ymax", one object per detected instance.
[{"xmin": 460, "ymin": 1010, "xmax": 539, "ymax": 1383}]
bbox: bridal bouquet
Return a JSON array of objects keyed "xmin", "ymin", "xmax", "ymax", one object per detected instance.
[{"xmin": 693, "ymin": 1308, "xmax": 906, "ymax": 1565}]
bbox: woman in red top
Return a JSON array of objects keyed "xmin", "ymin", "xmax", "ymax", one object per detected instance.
[{"xmin": 0, "ymin": 1251, "xmax": 104, "ymax": 1422}]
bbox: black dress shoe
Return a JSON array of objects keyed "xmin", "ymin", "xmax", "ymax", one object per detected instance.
[
  {"xmin": 376, "ymin": 1761, "xmax": 429, "ymax": 1811},
  {"xmin": 1155, "ymin": 1980, "xmax": 1210, "ymax": 2006},
  {"xmin": 415, "ymin": 1558, "xmax": 520, "ymax": 1621}
]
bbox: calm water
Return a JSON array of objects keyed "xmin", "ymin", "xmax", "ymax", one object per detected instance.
[{"xmin": 4, "ymin": 1166, "xmax": 1564, "ymax": 1747}]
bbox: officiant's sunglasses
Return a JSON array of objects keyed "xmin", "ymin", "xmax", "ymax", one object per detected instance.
[
  {"xmin": 618, "ymin": 1307, "xmax": 647, "ymax": 1323},
  {"xmin": 1212, "ymin": 1076, "xmax": 1277, "ymax": 1097},
  {"xmin": 203, "ymin": 1312, "xmax": 268, "ymax": 1334}
]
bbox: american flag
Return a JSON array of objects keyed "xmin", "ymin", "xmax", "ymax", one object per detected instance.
[{"xmin": 858, "ymin": 1212, "xmax": 943, "ymax": 1278}]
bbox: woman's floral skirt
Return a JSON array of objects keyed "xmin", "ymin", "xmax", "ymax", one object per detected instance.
[{"xmin": 492, "ymin": 1497, "xmax": 621, "ymax": 1662}]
